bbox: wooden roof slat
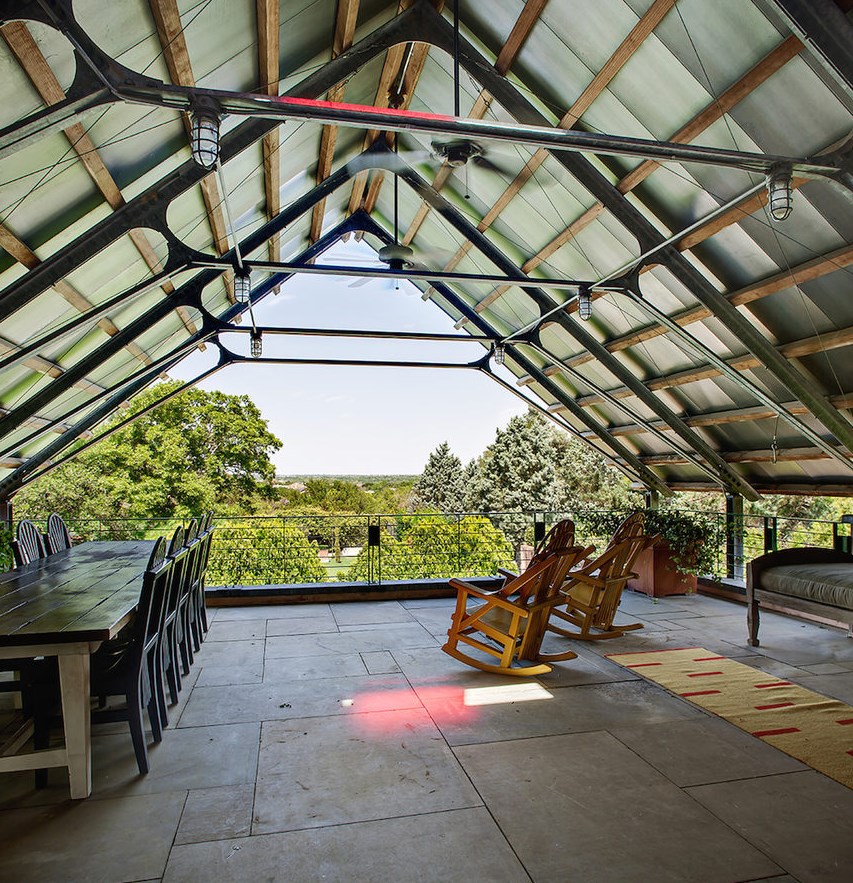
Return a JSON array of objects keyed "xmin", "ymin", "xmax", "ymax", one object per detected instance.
[
  {"xmin": 309, "ymin": 0, "xmax": 360, "ymax": 245},
  {"xmin": 0, "ymin": 20, "xmax": 199, "ymax": 346},
  {"xmin": 257, "ymin": 0, "xmax": 281, "ymax": 269}
]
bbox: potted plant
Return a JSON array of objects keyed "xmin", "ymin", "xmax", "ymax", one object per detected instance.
[{"xmin": 628, "ymin": 509, "xmax": 722, "ymax": 596}]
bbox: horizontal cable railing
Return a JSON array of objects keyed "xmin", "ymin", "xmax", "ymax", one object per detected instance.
[{"xmin": 8, "ymin": 509, "xmax": 852, "ymax": 588}]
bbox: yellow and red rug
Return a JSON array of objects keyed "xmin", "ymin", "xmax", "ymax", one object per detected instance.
[{"xmin": 607, "ymin": 647, "xmax": 853, "ymax": 789}]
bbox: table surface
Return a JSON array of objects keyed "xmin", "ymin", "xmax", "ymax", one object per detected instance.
[{"xmin": 0, "ymin": 540, "xmax": 156, "ymax": 647}]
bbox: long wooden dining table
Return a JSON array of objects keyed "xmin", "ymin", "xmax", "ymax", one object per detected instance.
[{"xmin": 0, "ymin": 540, "xmax": 155, "ymax": 798}]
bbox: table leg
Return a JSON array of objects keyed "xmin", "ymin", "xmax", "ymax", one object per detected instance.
[{"xmin": 58, "ymin": 652, "xmax": 92, "ymax": 799}]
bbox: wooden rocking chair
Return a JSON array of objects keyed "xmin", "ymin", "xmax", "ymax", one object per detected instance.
[
  {"xmin": 496, "ymin": 519, "xmax": 575, "ymax": 593},
  {"xmin": 442, "ymin": 544, "xmax": 593, "ymax": 676},
  {"xmin": 548, "ymin": 532, "xmax": 656, "ymax": 641}
]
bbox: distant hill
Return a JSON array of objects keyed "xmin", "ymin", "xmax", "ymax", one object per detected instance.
[{"xmin": 276, "ymin": 474, "xmax": 417, "ymax": 485}]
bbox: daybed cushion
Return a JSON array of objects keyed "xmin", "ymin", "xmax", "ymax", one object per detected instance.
[{"xmin": 761, "ymin": 563, "xmax": 853, "ymax": 611}]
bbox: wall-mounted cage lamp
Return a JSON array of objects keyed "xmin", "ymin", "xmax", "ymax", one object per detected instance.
[
  {"xmin": 577, "ymin": 286, "xmax": 592, "ymax": 321},
  {"xmin": 250, "ymin": 329, "xmax": 263, "ymax": 359},
  {"xmin": 234, "ymin": 268, "xmax": 252, "ymax": 304},
  {"xmin": 493, "ymin": 342, "xmax": 505, "ymax": 365},
  {"xmin": 190, "ymin": 102, "xmax": 220, "ymax": 170},
  {"xmin": 766, "ymin": 163, "xmax": 793, "ymax": 222}
]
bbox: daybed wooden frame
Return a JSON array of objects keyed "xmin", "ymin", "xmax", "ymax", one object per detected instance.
[{"xmin": 746, "ymin": 547, "xmax": 853, "ymax": 647}]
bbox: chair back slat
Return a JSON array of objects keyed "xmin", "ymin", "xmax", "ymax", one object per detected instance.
[
  {"xmin": 14, "ymin": 520, "xmax": 47, "ymax": 566},
  {"xmin": 45, "ymin": 513, "xmax": 73, "ymax": 554}
]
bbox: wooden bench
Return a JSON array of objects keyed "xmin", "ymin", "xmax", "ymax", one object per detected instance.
[{"xmin": 746, "ymin": 547, "xmax": 853, "ymax": 646}]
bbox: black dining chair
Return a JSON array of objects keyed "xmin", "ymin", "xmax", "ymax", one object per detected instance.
[
  {"xmin": 89, "ymin": 537, "xmax": 171, "ymax": 775},
  {"xmin": 192, "ymin": 515, "xmax": 214, "ymax": 640},
  {"xmin": 161, "ymin": 526, "xmax": 189, "ymax": 704},
  {"xmin": 179, "ymin": 519, "xmax": 201, "ymax": 663},
  {"xmin": 12, "ymin": 520, "xmax": 47, "ymax": 566},
  {"xmin": 44, "ymin": 513, "xmax": 72, "ymax": 554}
]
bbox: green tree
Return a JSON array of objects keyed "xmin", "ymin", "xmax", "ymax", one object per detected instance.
[
  {"xmin": 15, "ymin": 382, "xmax": 281, "ymax": 530},
  {"xmin": 411, "ymin": 442, "xmax": 466, "ymax": 512},
  {"xmin": 345, "ymin": 515, "xmax": 514, "ymax": 581},
  {"xmin": 207, "ymin": 518, "xmax": 327, "ymax": 586}
]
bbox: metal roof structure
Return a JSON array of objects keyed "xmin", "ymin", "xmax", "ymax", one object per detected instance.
[{"xmin": 0, "ymin": 0, "xmax": 851, "ymax": 504}]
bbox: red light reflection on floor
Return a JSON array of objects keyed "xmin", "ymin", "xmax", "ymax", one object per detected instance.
[{"xmin": 341, "ymin": 685, "xmax": 476, "ymax": 734}]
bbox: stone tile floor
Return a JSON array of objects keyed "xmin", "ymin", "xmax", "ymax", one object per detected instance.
[{"xmin": 3, "ymin": 591, "xmax": 853, "ymax": 882}]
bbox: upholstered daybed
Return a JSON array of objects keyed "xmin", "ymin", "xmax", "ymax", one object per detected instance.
[{"xmin": 746, "ymin": 547, "xmax": 853, "ymax": 646}]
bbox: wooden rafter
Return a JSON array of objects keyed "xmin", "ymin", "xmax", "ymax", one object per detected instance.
[
  {"xmin": 551, "ymin": 316, "xmax": 853, "ymax": 410},
  {"xmin": 472, "ymin": 28, "xmax": 803, "ymax": 315},
  {"xmin": 308, "ymin": 0, "xmax": 360, "ymax": 245},
  {"xmin": 257, "ymin": 0, "xmax": 281, "ymax": 268},
  {"xmin": 562, "ymin": 244, "xmax": 853, "ymax": 369},
  {"xmin": 401, "ymin": 0, "xmax": 554, "ymax": 248},
  {"xmin": 346, "ymin": 0, "xmax": 444, "ymax": 231},
  {"xmin": 0, "ymin": 20, "xmax": 201, "ymax": 345},
  {"xmin": 149, "ymin": 0, "xmax": 234, "ymax": 305}
]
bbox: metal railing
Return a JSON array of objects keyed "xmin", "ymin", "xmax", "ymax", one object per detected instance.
[{"xmin": 8, "ymin": 508, "xmax": 852, "ymax": 588}]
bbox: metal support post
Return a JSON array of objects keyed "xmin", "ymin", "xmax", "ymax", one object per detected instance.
[{"xmin": 726, "ymin": 494, "xmax": 745, "ymax": 581}]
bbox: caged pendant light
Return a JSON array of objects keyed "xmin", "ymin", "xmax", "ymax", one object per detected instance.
[
  {"xmin": 250, "ymin": 329, "xmax": 263, "ymax": 359},
  {"xmin": 493, "ymin": 342, "xmax": 505, "ymax": 365},
  {"xmin": 234, "ymin": 268, "xmax": 252, "ymax": 304},
  {"xmin": 766, "ymin": 163, "xmax": 793, "ymax": 222},
  {"xmin": 577, "ymin": 286, "xmax": 592, "ymax": 321},
  {"xmin": 190, "ymin": 102, "xmax": 220, "ymax": 169}
]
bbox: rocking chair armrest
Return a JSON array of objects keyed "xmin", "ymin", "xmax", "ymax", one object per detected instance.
[
  {"xmin": 497, "ymin": 567, "xmax": 518, "ymax": 581},
  {"xmin": 563, "ymin": 570, "xmax": 607, "ymax": 591},
  {"xmin": 448, "ymin": 579, "xmax": 532, "ymax": 615}
]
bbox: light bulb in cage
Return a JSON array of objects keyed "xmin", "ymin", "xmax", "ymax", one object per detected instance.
[
  {"xmin": 234, "ymin": 268, "xmax": 252, "ymax": 304},
  {"xmin": 494, "ymin": 342, "xmax": 505, "ymax": 365},
  {"xmin": 766, "ymin": 163, "xmax": 793, "ymax": 222},
  {"xmin": 190, "ymin": 104, "xmax": 220, "ymax": 170},
  {"xmin": 250, "ymin": 329, "xmax": 263, "ymax": 359},
  {"xmin": 578, "ymin": 286, "xmax": 592, "ymax": 321}
]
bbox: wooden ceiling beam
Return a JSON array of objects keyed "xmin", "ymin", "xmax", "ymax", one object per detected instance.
[
  {"xmin": 0, "ymin": 20, "xmax": 200, "ymax": 345},
  {"xmin": 149, "ymin": 0, "xmax": 233, "ymax": 308},
  {"xmin": 561, "ymin": 243, "xmax": 853, "ymax": 369},
  {"xmin": 401, "ymin": 0, "xmax": 553, "ymax": 248},
  {"xmin": 309, "ymin": 0, "xmax": 360, "ymax": 245},
  {"xmin": 257, "ymin": 0, "xmax": 281, "ymax": 268},
  {"xmin": 347, "ymin": 1, "xmax": 444, "ymax": 232},
  {"xmin": 638, "ymin": 447, "xmax": 831, "ymax": 465},
  {"xmin": 475, "ymin": 29, "xmax": 802, "ymax": 314}
]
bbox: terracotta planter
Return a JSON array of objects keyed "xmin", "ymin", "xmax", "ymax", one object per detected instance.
[{"xmin": 627, "ymin": 542, "xmax": 698, "ymax": 597}]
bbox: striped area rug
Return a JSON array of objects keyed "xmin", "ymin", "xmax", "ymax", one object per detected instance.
[{"xmin": 607, "ymin": 647, "xmax": 853, "ymax": 789}]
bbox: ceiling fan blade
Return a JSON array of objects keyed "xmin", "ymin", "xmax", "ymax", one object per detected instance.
[
  {"xmin": 347, "ymin": 277, "xmax": 372, "ymax": 289},
  {"xmin": 470, "ymin": 154, "xmax": 516, "ymax": 178}
]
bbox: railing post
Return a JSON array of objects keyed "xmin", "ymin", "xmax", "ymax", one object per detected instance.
[
  {"xmin": 533, "ymin": 512, "xmax": 545, "ymax": 548},
  {"xmin": 725, "ymin": 494, "xmax": 744, "ymax": 581},
  {"xmin": 763, "ymin": 516, "xmax": 778, "ymax": 554},
  {"xmin": 833, "ymin": 517, "xmax": 853, "ymax": 554},
  {"xmin": 367, "ymin": 520, "xmax": 380, "ymax": 585},
  {"xmin": 644, "ymin": 490, "xmax": 659, "ymax": 510}
]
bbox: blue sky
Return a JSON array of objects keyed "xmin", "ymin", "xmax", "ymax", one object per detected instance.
[{"xmin": 172, "ymin": 239, "xmax": 527, "ymax": 474}]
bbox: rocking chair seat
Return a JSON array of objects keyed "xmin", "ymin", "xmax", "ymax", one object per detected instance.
[{"xmin": 443, "ymin": 544, "xmax": 593, "ymax": 677}]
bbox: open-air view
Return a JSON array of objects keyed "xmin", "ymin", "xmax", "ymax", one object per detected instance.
[{"xmin": 1, "ymin": 1, "xmax": 853, "ymax": 881}]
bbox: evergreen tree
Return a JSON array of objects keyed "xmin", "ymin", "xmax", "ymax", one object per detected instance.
[{"xmin": 411, "ymin": 442, "xmax": 466, "ymax": 512}]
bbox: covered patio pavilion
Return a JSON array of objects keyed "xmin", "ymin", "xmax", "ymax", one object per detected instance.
[{"xmin": 0, "ymin": 0, "xmax": 852, "ymax": 880}]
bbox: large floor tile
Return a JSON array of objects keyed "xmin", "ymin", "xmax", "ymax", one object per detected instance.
[
  {"xmin": 420, "ymin": 678, "xmax": 704, "ymax": 746},
  {"xmin": 212, "ymin": 603, "xmax": 331, "ymax": 621},
  {"xmin": 264, "ymin": 622, "xmax": 439, "ymax": 658},
  {"xmin": 175, "ymin": 783, "xmax": 255, "ymax": 845},
  {"xmin": 204, "ymin": 619, "xmax": 267, "ymax": 642},
  {"xmin": 331, "ymin": 600, "xmax": 414, "ymax": 626},
  {"xmin": 262, "ymin": 652, "xmax": 368, "ymax": 681},
  {"xmin": 611, "ymin": 716, "xmax": 806, "ymax": 786},
  {"xmin": 253, "ymin": 708, "xmax": 481, "ymax": 834},
  {"xmin": 689, "ymin": 770, "xmax": 853, "ymax": 882},
  {"xmin": 192, "ymin": 639, "xmax": 265, "ymax": 668},
  {"xmin": 0, "ymin": 791, "xmax": 186, "ymax": 883},
  {"xmin": 264, "ymin": 614, "xmax": 338, "ymax": 636},
  {"xmin": 791, "ymin": 670, "xmax": 853, "ymax": 705},
  {"xmin": 178, "ymin": 674, "xmax": 422, "ymax": 726},
  {"xmin": 194, "ymin": 660, "xmax": 264, "ymax": 687},
  {"xmin": 455, "ymin": 731, "xmax": 781, "ymax": 883},
  {"xmin": 164, "ymin": 808, "xmax": 528, "ymax": 883},
  {"xmin": 90, "ymin": 722, "xmax": 260, "ymax": 797}
]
